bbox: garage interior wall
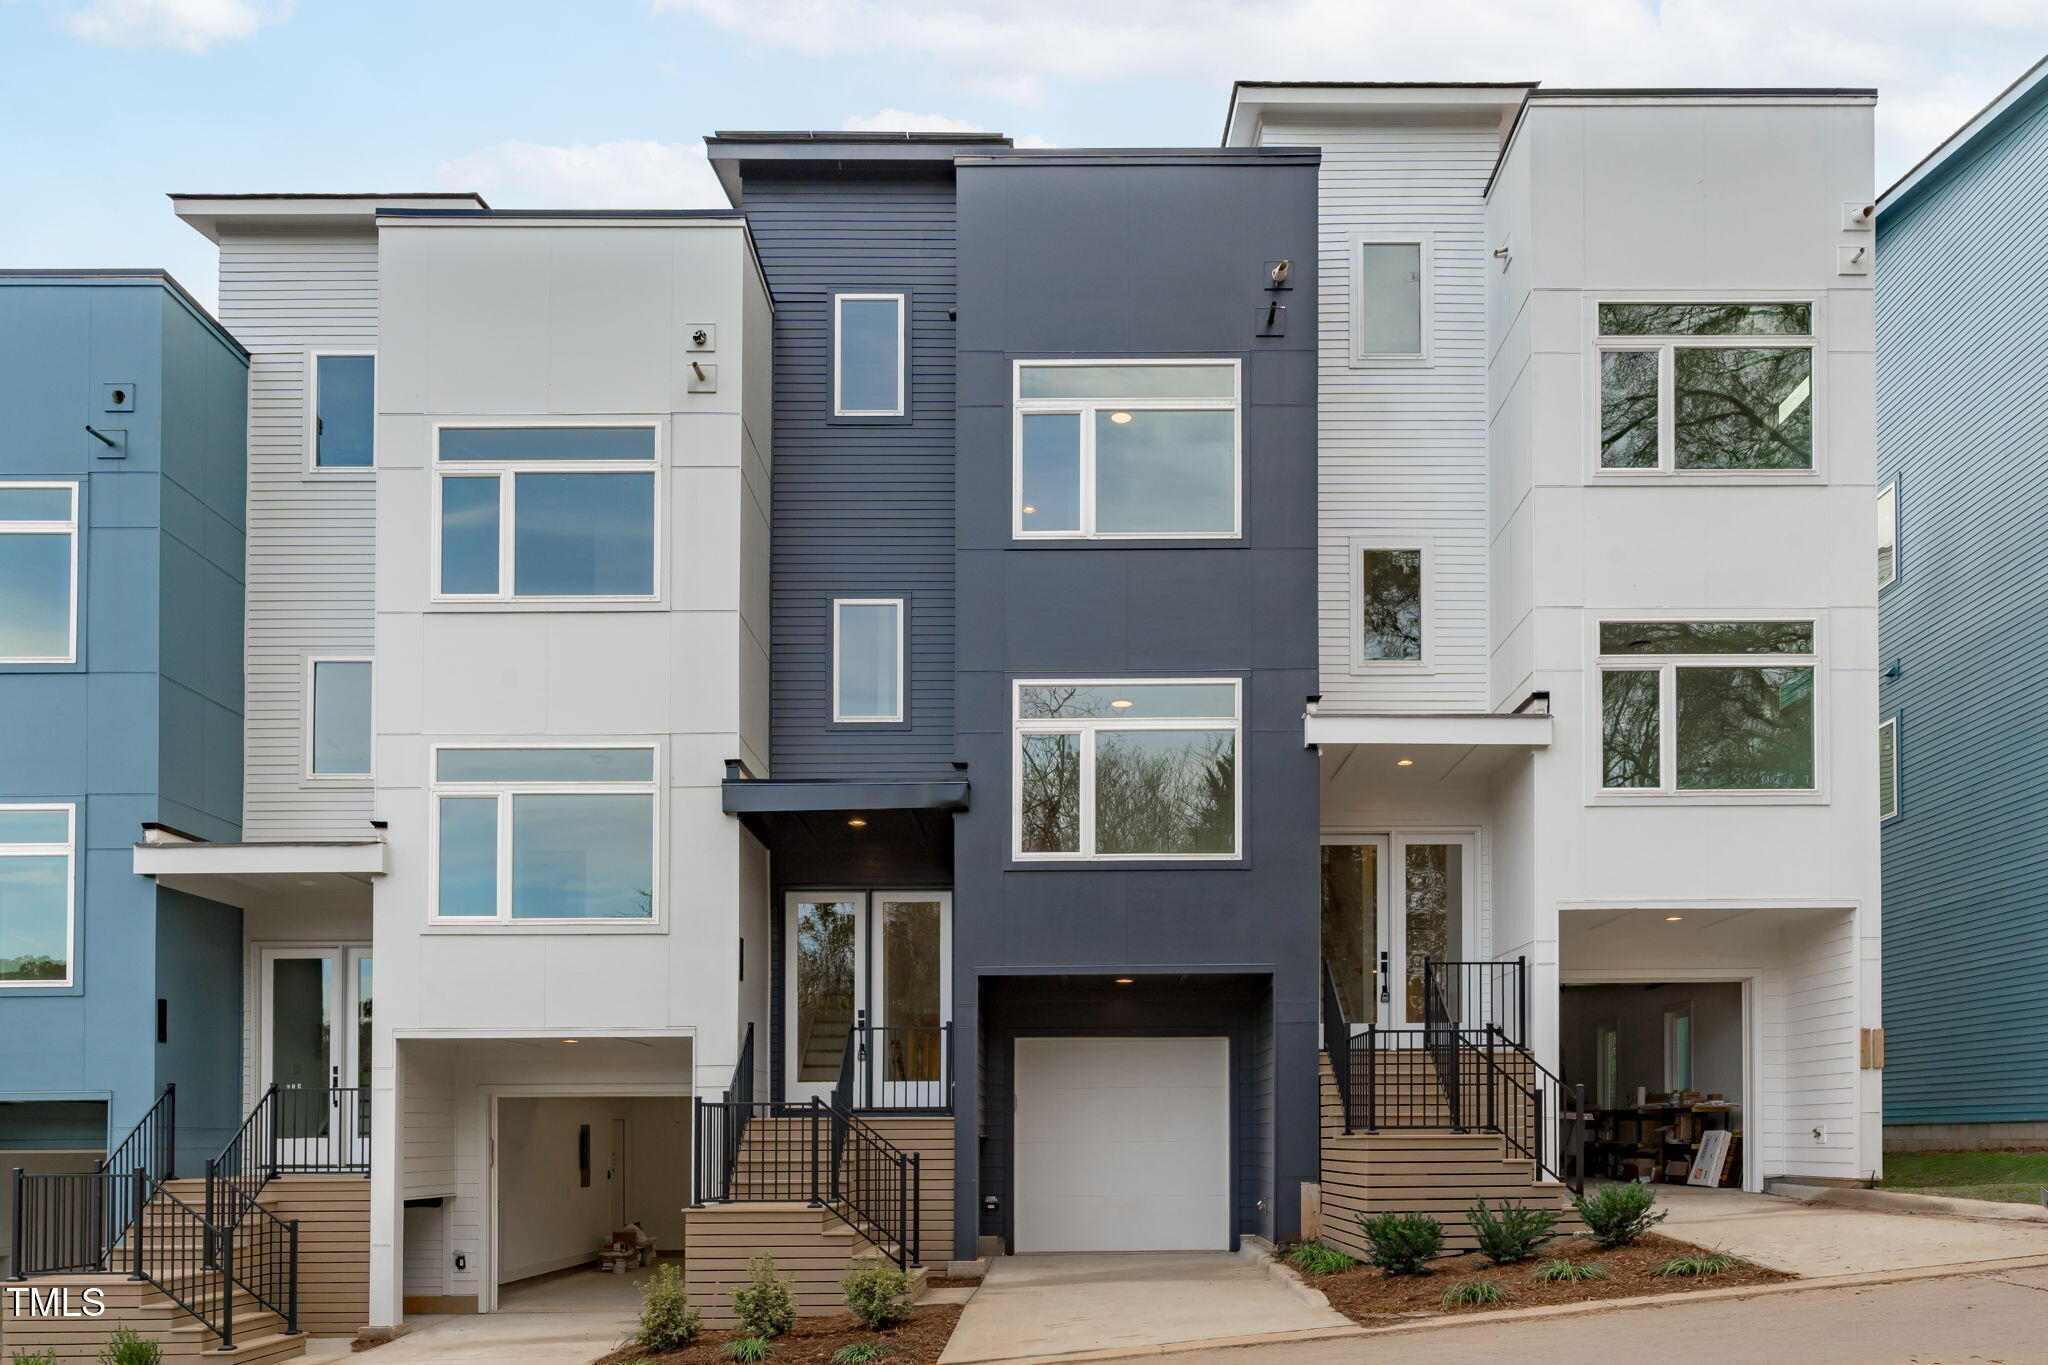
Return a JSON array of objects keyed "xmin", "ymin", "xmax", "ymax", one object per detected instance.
[
  {"xmin": 1561, "ymin": 982, "xmax": 1743, "ymax": 1112},
  {"xmin": 495, "ymin": 1096, "xmax": 691, "ymax": 1285}
]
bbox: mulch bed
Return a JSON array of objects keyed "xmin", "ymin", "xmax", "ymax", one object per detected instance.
[
  {"xmin": 1302, "ymin": 1233, "xmax": 1790, "ymax": 1325},
  {"xmin": 922, "ymin": 1276, "xmax": 983, "ymax": 1290},
  {"xmin": 593, "ymin": 1304, "xmax": 963, "ymax": 1365}
]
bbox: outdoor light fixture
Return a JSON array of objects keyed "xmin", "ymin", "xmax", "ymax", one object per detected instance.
[
  {"xmin": 1109, "ymin": 411, "xmax": 1134, "ymax": 424},
  {"xmin": 1114, "ymin": 977, "xmax": 1135, "ymax": 984},
  {"xmin": 1023, "ymin": 505, "xmax": 1036, "ymax": 513},
  {"xmin": 563, "ymin": 1039, "xmax": 580, "ymax": 1044},
  {"xmin": 1396, "ymin": 758, "xmax": 1415, "ymax": 766},
  {"xmin": 1665, "ymin": 916, "xmax": 1684, "ymax": 923},
  {"xmin": 847, "ymin": 817, "xmax": 868, "ymax": 828}
]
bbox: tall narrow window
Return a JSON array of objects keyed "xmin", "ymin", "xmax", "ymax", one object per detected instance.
[
  {"xmin": 311, "ymin": 354, "xmax": 375, "ymax": 470},
  {"xmin": 1599, "ymin": 620, "xmax": 1819, "ymax": 793},
  {"xmin": 1355, "ymin": 239, "xmax": 1427, "ymax": 360},
  {"xmin": 1014, "ymin": 362, "xmax": 1240, "ymax": 539},
  {"xmin": 1664, "ymin": 1008, "xmax": 1693, "ymax": 1091},
  {"xmin": 1597, "ymin": 303, "xmax": 1815, "ymax": 471},
  {"xmin": 308, "ymin": 659, "xmax": 372, "ymax": 778},
  {"xmin": 435, "ymin": 427, "xmax": 657, "ymax": 600},
  {"xmin": 1356, "ymin": 545, "xmax": 1424, "ymax": 664},
  {"xmin": 1595, "ymin": 1021, "xmax": 1619, "ymax": 1109},
  {"xmin": 0, "ymin": 483, "xmax": 79, "ymax": 664},
  {"xmin": 833, "ymin": 598, "xmax": 904, "ymax": 723},
  {"xmin": 1878, "ymin": 718, "xmax": 1899, "ymax": 821},
  {"xmin": 1015, "ymin": 680, "xmax": 1240, "ymax": 859},
  {"xmin": 834, "ymin": 294, "xmax": 906, "ymax": 417},
  {"xmin": 1877, "ymin": 483, "xmax": 1898, "ymax": 587},
  {"xmin": 0, "ymin": 805, "xmax": 73, "ymax": 986}
]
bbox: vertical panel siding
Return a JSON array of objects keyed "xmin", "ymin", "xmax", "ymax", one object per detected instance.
[
  {"xmin": 1877, "ymin": 85, "xmax": 2048, "ymax": 1125},
  {"xmin": 743, "ymin": 175, "xmax": 957, "ymax": 780},
  {"xmin": 214, "ymin": 232, "xmax": 377, "ymax": 838},
  {"xmin": 1259, "ymin": 118, "xmax": 1497, "ymax": 712}
]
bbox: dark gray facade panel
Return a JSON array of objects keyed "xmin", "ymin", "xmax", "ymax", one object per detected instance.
[{"xmin": 950, "ymin": 156, "xmax": 1322, "ymax": 1255}]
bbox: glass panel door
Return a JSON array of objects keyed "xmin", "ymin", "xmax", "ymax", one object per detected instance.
[
  {"xmin": 260, "ymin": 946, "xmax": 371, "ymax": 1168},
  {"xmin": 1321, "ymin": 836, "xmax": 1471, "ymax": 1031},
  {"xmin": 875, "ymin": 893, "xmax": 950, "ymax": 1108},
  {"xmin": 787, "ymin": 897, "xmax": 862, "ymax": 1101},
  {"xmin": 1320, "ymin": 837, "xmax": 1387, "ymax": 1032},
  {"xmin": 1395, "ymin": 837, "xmax": 1468, "ymax": 1029}
]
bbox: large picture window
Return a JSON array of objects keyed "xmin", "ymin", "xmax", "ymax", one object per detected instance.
[
  {"xmin": 0, "ymin": 805, "xmax": 73, "ymax": 986},
  {"xmin": 1596, "ymin": 303, "xmax": 1815, "ymax": 472},
  {"xmin": 431, "ymin": 747, "xmax": 657, "ymax": 922},
  {"xmin": 1014, "ymin": 361, "xmax": 1240, "ymax": 539},
  {"xmin": 0, "ymin": 483, "xmax": 78, "ymax": 664},
  {"xmin": 434, "ymin": 426, "xmax": 657, "ymax": 601},
  {"xmin": 1599, "ymin": 620, "xmax": 1818, "ymax": 794},
  {"xmin": 1014, "ymin": 680, "xmax": 1240, "ymax": 859}
]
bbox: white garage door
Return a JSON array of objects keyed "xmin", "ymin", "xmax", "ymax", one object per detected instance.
[{"xmin": 1014, "ymin": 1036, "xmax": 1231, "ymax": 1252}]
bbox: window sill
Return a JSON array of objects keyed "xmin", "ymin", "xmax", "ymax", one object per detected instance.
[
  {"xmin": 425, "ymin": 599, "xmax": 668, "ymax": 613},
  {"xmin": 1587, "ymin": 469, "xmax": 1823, "ymax": 486},
  {"xmin": 1004, "ymin": 857, "xmax": 1250, "ymax": 872},
  {"xmin": 1590, "ymin": 789, "xmax": 1828, "ymax": 807},
  {"xmin": 827, "ymin": 414, "xmax": 913, "ymax": 427},
  {"xmin": 424, "ymin": 921, "xmax": 666, "ymax": 935},
  {"xmin": 1003, "ymin": 537, "xmax": 1247, "ymax": 551},
  {"xmin": 1349, "ymin": 660, "xmax": 1433, "ymax": 676}
]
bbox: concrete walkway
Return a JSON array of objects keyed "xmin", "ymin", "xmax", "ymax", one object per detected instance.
[
  {"xmin": 1163, "ymin": 1263, "xmax": 2048, "ymax": 1364},
  {"xmin": 352, "ymin": 1311, "xmax": 634, "ymax": 1363},
  {"xmin": 936, "ymin": 1252, "xmax": 1360, "ymax": 1365},
  {"xmin": 1652, "ymin": 1182, "xmax": 2048, "ymax": 1275}
]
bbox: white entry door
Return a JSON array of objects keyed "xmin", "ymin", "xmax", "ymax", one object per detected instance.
[
  {"xmin": 1013, "ymin": 1037, "xmax": 1230, "ymax": 1253},
  {"xmin": 785, "ymin": 892, "xmax": 952, "ymax": 1105},
  {"xmin": 258, "ymin": 945, "xmax": 371, "ymax": 1169}
]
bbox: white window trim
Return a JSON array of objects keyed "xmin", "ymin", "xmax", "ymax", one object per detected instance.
[
  {"xmin": 831, "ymin": 598, "xmax": 906, "ymax": 724},
  {"xmin": 304, "ymin": 349, "xmax": 377, "ymax": 476},
  {"xmin": 1590, "ymin": 614, "xmax": 1827, "ymax": 804},
  {"xmin": 1878, "ymin": 717, "xmax": 1900, "ymax": 822},
  {"xmin": 1011, "ymin": 677, "xmax": 1243, "ymax": 861},
  {"xmin": 1587, "ymin": 294, "xmax": 1825, "ymax": 483},
  {"xmin": 0, "ymin": 481, "xmax": 80, "ymax": 665},
  {"xmin": 428, "ymin": 419, "xmax": 664, "ymax": 606},
  {"xmin": 833, "ymin": 293, "xmax": 907, "ymax": 417},
  {"xmin": 0, "ymin": 802, "xmax": 75, "ymax": 989},
  {"xmin": 427, "ymin": 743, "xmax": 662, "ymax": 925},
  {"xmin": 1349, "ymin": 536, "xmax": 1433, "ymax": 674},
  {"xmin": 304, "ymin": 655, "xmax": 373, "ymax": 783},
  {"xmin": 1011, "ymin": 359, "xmax": 1243, "ymax": 541},
  {"xmin": 1351, "ymin": 234, "xmax": 1433, "ymax": 366},
  {"xmin": 1877, "ymin": 481, "xmax": 1898, "ymax": 589},
  {"xmin": 1663, "ymin": 1005, "xmax": 1693, "ymax": 1092}
]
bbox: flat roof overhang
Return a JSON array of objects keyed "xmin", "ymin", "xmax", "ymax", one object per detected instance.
[
  {"xmin": 723, "ymin": 769, "xmax": 965, "ymax": 875},
  {"xmin": 132, "ymin": 837, "xmax": 384, "ymax": 907},
  {"xmin": 1310, "ymin": 709, "xmax": 1551, "ymax": 785}
]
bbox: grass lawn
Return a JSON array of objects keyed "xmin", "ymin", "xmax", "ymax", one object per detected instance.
[{"xmin": 1879, "ymin": 1150, "xmax": 2048, "ymax": 1206}]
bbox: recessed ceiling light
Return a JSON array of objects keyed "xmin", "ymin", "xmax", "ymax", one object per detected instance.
[
  {"xmin": 1110, "ymin": 699, "xmax": 1134, "ymax": 709},
  {"xmin": 563, "ymin": 1039, "xmax": 580, "ymax": 1045},
  {"xmin": 1114, "ymin": 977, "xmax": 1135, "ymax": 984},
  {"xmin": 1109, "ymin": 411, "xmax": 1134, "ymax": 424},
  {"xmin": 1022, "ymin": 505, "xmax": 1037, "ymax": 514},
  {"xmin": 847, "ymin": 817, "xmax": 868, "ymax": 828},
  {"xmin": 1665, "ymin": 915, "xmax": 1684, "ymax": 923},
  {"xmin": 1396, "ymin": 758, "xmax": 1415, "ymax": 767}
]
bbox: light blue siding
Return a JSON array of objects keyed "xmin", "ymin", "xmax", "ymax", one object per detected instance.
[{"xmin": 1877, "ymin": 76, "xmax": 2048, "ymax": 1126}]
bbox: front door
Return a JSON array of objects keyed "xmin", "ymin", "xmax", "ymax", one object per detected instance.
[
  {"xmin": 258, "ymin": 946, "xmax": 371, "ymax": 1169},
  {"xmin": 1319, "ymin": 836, "xmax": 1470, "ymax": 1032},
  {"xmin": 785, "ymin": 892, "xmax": 952, "ymax": 1105}
]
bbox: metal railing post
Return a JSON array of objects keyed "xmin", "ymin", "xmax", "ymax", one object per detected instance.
[
  {"xmin": 1364, "ymin": 1024, "xmax": 1378, "ymax": 1133},
  {"xmin": 910, "ymin": 1152, "xmax": 922, "ymax": 1268},
  {"xmin": 8, "ymin": 1168, "xmax": 23, "ymax": 1280},
  {"xmin": 1517, "ymin": 956, "xmax": 1529, "ymax": 1049},
  {"xmin": 219, "ymin": 1222, "xmax": 235, "ymax": 1349},
  {"xmin": 129, "ymin": 1167, "xmax": 146, "ymax": 1281},
  {"xmin": 287, "ymin": 1219, "xmax": 301, "ymax": 1334},
  {"xmin": 203, "ymin": 1158, "xmax": 218, "ymax": 1269},
  {"xmin": 163, "ymin": 1083, "xmax": 177, "ymax": 1182},
  {"xmin": 807, "ymin": 1099, "xmax": 823, "ymax": 1208},
  {"xmin": 688, "ymin": 1099, "xmax": 706, "ymax": 1208}
]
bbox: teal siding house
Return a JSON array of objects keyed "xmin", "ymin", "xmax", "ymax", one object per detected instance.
[
  {"xmin": 0, "ymin": 270, "xmax": 249, "ymax": 1216},
  {"xmin": 1877, "ymin": 57, "xmax": 2048, "ymax": 1146}
]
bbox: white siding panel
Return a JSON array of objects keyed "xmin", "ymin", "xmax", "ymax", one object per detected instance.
[
  {"xmin": 1259, "ymin": 118, "xmax": 1498, "ymax": 712},
  {"xmin": 216, "ymin": 232, "xmax": 378, "ymax": 838}
]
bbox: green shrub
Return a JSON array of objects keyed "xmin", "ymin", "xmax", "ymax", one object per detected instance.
[
  {"xmin": 1656, "ymin": 1247, "xmax": 1745, "ymax": 1277},
  {"xmin": 732, "ymin": 1255, "xmax": 797, "ymax": 1338},
  {"xmin": 626, "ymin": 1262, "xmax": 702, "ymax": 1350},
  {"xmin": 1530, "ymin": 1257, "xmax": 1609, "ymax": 1283},
  {"xmin": 14, "ymin": 1350, "xmax": 60, "ymax": 1365},
  {"xmin": 1285, "ymin": 1241, "xmax": 1358, "ymax": 1276},
  {"xmin": 721, "ymin": 1337, "xmax": 777, "ymax": 1362},
  {"xmin": 1355, "ymin": 1210, "xmax": 1445, "ymax": 1276},
  {"xmin": 1468, "ymin": 1199, "xmax": 1560, "ymax": 1265},
  {"xmin": 1571, "ymin": 1181, "xmax": 1668, "ymax": 1248},
  {"xmin": 832, "ymin": 1344, "xmax": 900, "ymax": 1364},
  {"xmin": 1441, "ymin": 1279, "xmax": 1509, "ymax": 1308},
  {"xmin": 840, "ymin": 1258, "xmax": 913, "ymax": 1329},
  {"xmin": 97, "ymin": 1331, "xmax": 162, "ymax": 1365}
]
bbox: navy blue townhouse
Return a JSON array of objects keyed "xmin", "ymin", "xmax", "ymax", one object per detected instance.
[{"xmin": 708, "ymin": 133, "xmax": 1321, "ymax": 1259}]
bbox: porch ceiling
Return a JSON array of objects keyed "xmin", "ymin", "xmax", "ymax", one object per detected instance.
[
  {"xmin": 132, "ymin": 836, "xmax": 382, "ymax": 909},
  {"xmin": 1310, "ymin": 710, "xmax": 1550, "ymax": 790}
]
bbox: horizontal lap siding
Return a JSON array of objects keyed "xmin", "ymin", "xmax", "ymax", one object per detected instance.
[
  {"xmin": 216, "ymin": 232, "xmax": 377, "ymax": 839},
  {"xmin": 1877, "ymin": 87, "xmax": 2048, "ymax": 1124},
  {"xmin": 747, "ymin": 178, "xmax": 958, "ymax": 780},
  {"xmin": 1261, "ymin": 120, "xmax": 1496, "ymax": 712}
]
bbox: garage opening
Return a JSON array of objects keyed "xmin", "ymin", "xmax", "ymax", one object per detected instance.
[
  {"xmin": 493, "ymin": 1096, "xmax": 690, "ymax": 1310},
  {"xmin": 1013, "ymin": 1036, "xmax": 1231, "ymax": 1253},
  {"xmin": 1562, "ymin": 982, "xmax": 1745, "ymax": 1190}
]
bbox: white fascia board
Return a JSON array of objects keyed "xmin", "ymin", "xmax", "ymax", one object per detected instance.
[
  {"xmin": 1303, "ymin": 712, "xmax": 1552, "ymax": 749},
  {"xmin": 132, "ymin": 840, "xmax": 387, "ymax": 879},
  {"xmin": 171, "ymin": 195, "xmax": 488, "ymax": 242},
  {"xmin": 1224, "ymin": 84, "xmax": 1530, "ymax": 145}
]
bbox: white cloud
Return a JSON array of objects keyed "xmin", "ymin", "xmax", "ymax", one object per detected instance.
[
  {"xmin": 23, "ymin": 0, "xmax": 288, "ymax": 52},
  {"xmin": 436, "ymin": 140, "xmax": 730, "ymax": 210},
  {"xmin": 656, "ymin": 0, "xmax": 2048, "ymax": 178},
  {"xmin": 841, "ymin": 108, "xmax": 1056, "ymax": 147}
]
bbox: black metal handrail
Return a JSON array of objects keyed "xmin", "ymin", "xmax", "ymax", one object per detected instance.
[
  {"xmin": 831, "ymin": 1105, "xmax": 919, "ymax": 1269},
  {"xmin": 131, "ymin": 1172, "xmax": 242, "ymax": 1347},
  {"xmin": 1422, "ymin": 959, "xmax": 1529, "ymax": 1046},
  {"xmin": 209, "ymin": 1083, "xmax": 369, "ymax": 1241},
  {"xmin": 211, "ymin": 1179, "xmax": 300, "ymax": 1337},
  {"xmin": 1465, "ymin": 1025, "xmax": 1587, "ymax": 1193},
  {"xmin": 1320, "ymin": 958, "xmax": 1355, "ymax": 1135},
  {"xmin": 849, "ymin": 1017, "xmax": 953, "ymax": 1113},
  {"xmin": 102, "ymin": 1084, "xmax": 177, "ymax": 1186},
  {"xmin": 9, "ymin": 1086, "xmax": 176, "ymax": 1281}
]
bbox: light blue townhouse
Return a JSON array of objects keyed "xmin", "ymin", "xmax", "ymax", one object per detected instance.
[
  {"xmin": 0, "ymin": 269, "xmax": 249, "ymax": 1254},
  {"xmin": 1876, "ymin": 56, "xmax": 2048, "ymax": 1150}
]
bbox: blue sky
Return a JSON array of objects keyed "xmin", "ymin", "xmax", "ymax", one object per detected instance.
[{"xmin": 2, "ymin": 0, "xmax": 2043, "ymax": 311}]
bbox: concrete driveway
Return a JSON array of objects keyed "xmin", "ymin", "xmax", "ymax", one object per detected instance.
[
  {"xmin": 352, "ymin": 1311, "xmax": 634, "ymax": 1364},
  {"xmin": 1653, "ymin": 1183, "xmax": 2048, "ymax": 1275},
  {"xmin": 936, "ymin": 1252, "xmax": 1361, "ymax": 1365}
]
